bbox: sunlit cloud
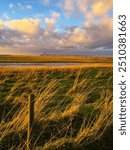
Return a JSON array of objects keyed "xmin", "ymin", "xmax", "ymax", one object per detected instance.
[
  {"xmin": 44, "ymin": 12, "xmax": 60, "ymax": 33},
  {"xmin": 60, "ymin": 0, "xmax": 112, "ymax": 19},
  {"xmin": 92, "ymin": 0, "xmax": 112, "ymax": 16},
  {"xmin": 6, "ymin": 18, "xmax": 41, "ymax": 34},
  {"xmin": 63, "ymin": 0, "xmax": 88, "ymax": 14},
  {"xmin": 0, "ymin": 16, "xmax": 112, "ymax": 55},
  {"xmin": 0, "ymin": 0, "xmax": 113, "ymax": 55},
  {"xmin": 0, "ymin": 20, "xmax": 5, "ymax": 30},
  {"xmin": 60, "ymin": 0, "xmax": 87, "ymax": 17}
]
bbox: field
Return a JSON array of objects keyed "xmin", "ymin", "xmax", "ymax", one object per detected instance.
[
  {"xmin": 0, "ymin": 57, "xmax": 113, "ymax": 150},
  {"xmin": 0, "ymin": 55, "xmax": 112, "ymax": 63}
]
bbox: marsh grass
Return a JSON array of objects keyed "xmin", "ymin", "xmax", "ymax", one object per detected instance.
[{"xmin": 0, "ymin": 66, "xmax": 112, "ymax": 150}]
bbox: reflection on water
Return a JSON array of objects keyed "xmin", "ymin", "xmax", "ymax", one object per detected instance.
[{"xmin": 0, "ymin": 63, "xmax": 84, "ymax": 67}]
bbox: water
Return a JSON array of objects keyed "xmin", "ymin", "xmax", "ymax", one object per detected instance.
[{"xmin": 0, "ymin": 63, "xmax": 84, "ymax": 67}]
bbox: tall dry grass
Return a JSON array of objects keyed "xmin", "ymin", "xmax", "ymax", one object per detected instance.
[{"xmin": 0, "ymin": 66, "xmax": 112, "ymax": 150}]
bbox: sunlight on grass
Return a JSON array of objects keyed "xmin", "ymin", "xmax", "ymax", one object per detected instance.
[{"xmin": 0, "ymin": 65, "xmax": 112, "ymax": 149}]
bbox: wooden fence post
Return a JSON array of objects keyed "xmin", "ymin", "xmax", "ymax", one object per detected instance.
[{"xmin": 27, "ymin": 94, "xmax": 35, "ymax": 150}]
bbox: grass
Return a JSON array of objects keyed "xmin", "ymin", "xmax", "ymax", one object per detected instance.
[{"xmin": 0, "ymin": 64, "xmax": 113, "ymax": 150}]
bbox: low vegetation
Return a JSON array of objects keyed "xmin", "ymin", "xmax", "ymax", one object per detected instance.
[
  {"xmin": 0, "ymin": 64, "xmax": 113, "ymax": 150},
  {"xmin": 0, "ymin": 55, "xmax": 112, "ymax": 63}
]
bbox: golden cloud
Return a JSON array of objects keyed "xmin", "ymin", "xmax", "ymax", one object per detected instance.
[
  {"xmin": 69, "ymin": 28, "xmax": 88, "ymax": 44},
  {"xmin": 62, "ymin": 0, "xmax": 112, "ymax": 19},
  {"xmin": 0, "ymin": 20, "xmax": 5, "ymax": 30},
  {"xmin": 92, "ymin": 0, "xmax": 112, "ymax": 16},
  {"xmin": 6, "ymin": 18, "xmax": 40, "ymax": 34}
]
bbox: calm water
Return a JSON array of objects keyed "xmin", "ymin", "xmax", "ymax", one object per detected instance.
[{"xmin": 0, "ymin": 63, "xmax": 84, "ymax": 67}]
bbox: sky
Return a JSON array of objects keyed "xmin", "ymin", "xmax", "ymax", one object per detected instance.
[{"xmin": 0, "ymin": 0, "xmax": 113, "ymax": 56}]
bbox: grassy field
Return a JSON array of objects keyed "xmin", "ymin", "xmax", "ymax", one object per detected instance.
[
  {"xmin": 0, "ymin": 64, "xmax": 113, "ymax": 150},
  {"xmin": 0, "ymin": 55, "xmax": 112, "ymax": 63}
]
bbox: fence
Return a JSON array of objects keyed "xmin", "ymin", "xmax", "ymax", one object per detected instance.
[{"xmin": 27, "ymin": 94, "xmax": 35, "ymax": 150}]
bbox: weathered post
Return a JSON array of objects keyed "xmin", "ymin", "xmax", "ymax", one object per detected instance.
[{"xmin": 27, "ymin": 94, "xmax": 35, "ymax": 150}]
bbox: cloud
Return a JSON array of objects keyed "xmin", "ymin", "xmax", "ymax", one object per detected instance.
[
  {"xmin": 60, "ymin": 0, "xmax": 112, "ymax": 19},
  {"xmin": 8, "ymin": 2, "xmax": 32, "ymax": 16},
  {"xmin": 76, "ymin": 0, "xmax": 88, "ymax": 13},
  {"xmin": 52, "ymin": 12, "xmax": 60, "ymax": 19},
  {"xmin": 8, "ymin": 3, "xmax": 14, "ymax": 9},
  {"xmin": 9, "ymin": 2, "xmax": 32, "ymax": 12},
  {"xmin": 40, "ymin": 0, "xmax": 50, "ymax": 6},
  {"xmin": 83, "ymin": 17, "xmax": 113, "ymax": 49},
  {"xmin": 0, "ymin": 20, "xmax": 5, "ymax": 30},
  {"xmin": 62, "ymin": 0, "xmax": 82, "ymax": 17},
  {"xmin": 44, "ymin": 12, "xmax": 60, "ymax": 32},
  {"xmin": 17, "ymin": 3, "xmax": 32, "ymax": 10},
  {"xmin": 68, "ymin": 28, "xmax": 88, "ymax": 45},
  {"xmin": 59, "ymin": 17, "xmax": 112, "ymax": 49},
  {"xmin": 0, "ymin": 6, "xmax": 112, "ymax": 55},
  {"xmin": 25, "ymin": 4, "xmax": 32, "ymax": 10},
  {"xmin": 64, "ymin": 0, "xmax": 74, "ymax": 12},
  {"xmin": 92, "ymin": 0, "xmax": 112, "ymax": 16},
  {"xmin": 2, "ymin": 13, "xmax": 10, "ymax": 20},
  {"xmin": 6, "ymin": 18, "xmax": 41, "ymax": 34},
  {"xmin": 60, "ymin": 0, "xmax": 89, "ymax": 17},
  {"xmin": 58, "ymin": 27, "xmax": 88, "ymax": 49},
  {"xmin": 8, "ymin": 3, "xmax": 15, "ymax": 14},
  {"xmin": 34, "ymin": 13, "xmax": 45, "ymax": 19}
]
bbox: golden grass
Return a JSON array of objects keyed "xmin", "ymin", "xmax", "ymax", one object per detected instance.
[
  {"xmin": 0, "ymin": 65, "xmax": 112, "ymax": 149},
  {"xmin": 0, "ymin": 55, "xmax": 112, "ymax": 63}
]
